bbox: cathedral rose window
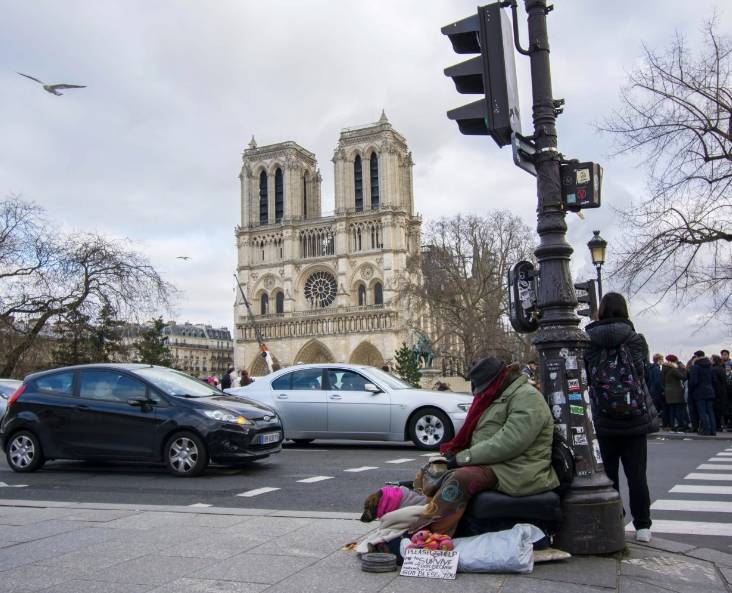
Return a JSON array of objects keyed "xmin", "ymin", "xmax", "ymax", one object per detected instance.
[{"xmin": 304, "ymin": 271, "xmax": 337, "ymax": 308}]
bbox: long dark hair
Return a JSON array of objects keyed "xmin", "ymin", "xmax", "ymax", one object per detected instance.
[{"xmin": 597, "ymin": 292, "xmax": 629, "ymax": 320}]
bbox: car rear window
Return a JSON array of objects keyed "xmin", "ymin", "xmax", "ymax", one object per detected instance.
[{"xmin": 34, "ymin": 372, "xmax": 75, "ymax": 396}]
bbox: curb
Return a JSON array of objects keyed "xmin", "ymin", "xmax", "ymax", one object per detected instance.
[
  {"xmin": 0, "ymin": 498, "xmax": 362, "ymax": 521},
  {"xmin": 652, "ymin": 431, "xmax": 732, "ymax": 441}
]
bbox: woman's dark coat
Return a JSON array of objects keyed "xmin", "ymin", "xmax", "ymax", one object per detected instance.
[{"xmin": 584, "ymin": 317, "xmax": 653, "ymax": 437}]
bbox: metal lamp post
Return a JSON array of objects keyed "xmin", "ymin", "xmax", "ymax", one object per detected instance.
[
  {"xmin": 522, "ymin": 0, "xmax": 624, "ymax": 554},
  {"xmin": 587, "ymin": 230, "xmax": 607, "ymax": 299}
]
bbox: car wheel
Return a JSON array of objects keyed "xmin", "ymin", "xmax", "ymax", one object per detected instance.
[
  {"xmin": 292, "ymin": 439, "xmax": 314, "ymax": 446},
  {"xmin": 6, "ymin": 430, "xmax": 45, "ymax": 472},
  {"xmin": 164, "ymin": 432, "xmax": 208, "ymax": 477},
  {"xmin": 409, "ymin": 408, "xmax": 454, "ymax": 450}
]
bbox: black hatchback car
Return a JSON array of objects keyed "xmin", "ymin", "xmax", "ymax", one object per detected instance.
[{"xmin": 0, "ymin": 364, "xmax": 283, "ymax": 477}]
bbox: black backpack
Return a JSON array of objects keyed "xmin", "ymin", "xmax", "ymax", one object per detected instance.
[
  {"xmin": 551, "ymin": 429, "xmax": 575, "ymax": 496},
  {"xmin": 590, "ymin": 344, "xmax": 647, "ymax": 420}
]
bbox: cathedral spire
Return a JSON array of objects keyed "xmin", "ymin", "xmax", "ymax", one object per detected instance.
[
  {"xmin": 378, "ymin": 109, "xmax": 389, "ymax": 124},
  {"xmin": 248, "ymin": 135, "xmax": 257, "ymax": 149}
]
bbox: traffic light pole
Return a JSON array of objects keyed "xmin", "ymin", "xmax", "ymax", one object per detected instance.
[{"xmin": 523, "ymin": 0, "xmax": 624, "ymax": 554}]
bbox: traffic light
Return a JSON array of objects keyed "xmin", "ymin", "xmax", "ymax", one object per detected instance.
[
  {"xmin": 561, "ymin": 161, "xmax": 603, "ymax": 211},
  {"xmin": 442, "ymin": 3, "xmax": 521, "ymax": 147},
  {"xmin": 574, "ymin": 279, "xmax": 598, "ymax": 319}
]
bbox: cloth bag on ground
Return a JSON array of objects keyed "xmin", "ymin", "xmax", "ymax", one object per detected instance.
[
  {"xmin": 451, "ymin": 524, "xmax": 545, "ymax": 573},
  {"xmin": 414, "ymin": 459, "xmax": 448, "ymax": 497}
]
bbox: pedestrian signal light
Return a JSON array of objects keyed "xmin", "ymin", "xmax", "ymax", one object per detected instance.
[{"xmin": 561, "ymin": 161, "xmax": 602, "ymax": 211}]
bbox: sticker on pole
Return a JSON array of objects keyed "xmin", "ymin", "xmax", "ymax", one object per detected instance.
[{"xmin": 400, "ymin": 549, "xmax": 459, "ymax": 580}]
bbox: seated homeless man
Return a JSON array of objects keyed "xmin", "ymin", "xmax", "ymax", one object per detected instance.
[{"xmin": 407, "ymin": 356, "xmax": 558, "ymax": 537}]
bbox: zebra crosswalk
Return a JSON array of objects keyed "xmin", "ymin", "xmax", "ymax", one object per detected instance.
[{"xmin": 630, "ymin": 445, "xmax": 732, "ymax": 541}]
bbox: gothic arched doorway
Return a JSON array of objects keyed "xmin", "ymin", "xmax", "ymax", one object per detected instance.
[
  {"xmin": 349, "ymin": 341, "xmax": 385, "ymax": 368},
  {"xmin": 294, "ymin": 339, "xmax": 335, "ymax": 364}
]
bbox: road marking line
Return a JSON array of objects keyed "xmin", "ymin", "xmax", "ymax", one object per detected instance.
[
  {"xmin": 698, "ymin": 464, "xmax": 732, "ymax": 470},
  {"xmin": 714, "ymin": 452, "xmax": 732, "ymax": 456},
  {"xmin": 236, "ymin": 487, "xmax": 281, "ymax": 497},
  {"xmin": 286, "ymin": 449, "xmax": 329, "ymax": 452},
  {"xmin": 421, "ymin": 453, "xmax": 437, "ymax": 457},
  {"xmin": 706, "ymin": 457, "xmax": 732, "ymax": 462},
  {"xmin": 385, "ymin": 458, "xmax": 416, "ymax": 464},
  {"xmin": 188, "ymin": 503, "xmax": 212, "ymax": 508},
  {"xmin": 296, "ymin": 476, "xmax": 334, "ymax": 483},
  {"xmin": 652, "ymin": 500, "xmax": 732, "ymax": 513},
  {"xmin": 671, "ymin": 485, "xmax": 732, "ymax": 495},
  {"xmin": 0, "ymin": 482, "xmax": 28, "ymax": 488},
  {"xmin": 625, "ymin": 519, "xmax": 732, "ymax": 537},
  {"xmin": 344, "ymin": 466, "xmax": 379, "ymax": 473},
  {"xmin": 685, "ymin": 473, "xmax": 732, "ymax": 481}
]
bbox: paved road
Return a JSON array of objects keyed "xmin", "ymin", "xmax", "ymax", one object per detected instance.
[{"xmin": 2, "ymin": 436, "xmax": 732, "ymax": 552}]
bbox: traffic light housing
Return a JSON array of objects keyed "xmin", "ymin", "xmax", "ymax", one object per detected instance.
[
  {"xmin": 574, "ymin": 279, "xmax": 599, "ymax": 319},
  {"xmin": 561, "ymin": 161, "xmax": 603, "ymax": 211},
  {"xmin": 442, "ymin": 3, "xmax": 521, "ymax": 147}
]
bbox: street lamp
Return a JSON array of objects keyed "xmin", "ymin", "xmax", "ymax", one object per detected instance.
[{"xmin": 587, "ymin": 230, "xmax": 607, "ymax": 299}]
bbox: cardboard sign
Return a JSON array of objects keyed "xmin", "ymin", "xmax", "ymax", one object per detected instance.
[{"xmin": 400, "ymin": 549, "xmax": 459, "ymax": 580}]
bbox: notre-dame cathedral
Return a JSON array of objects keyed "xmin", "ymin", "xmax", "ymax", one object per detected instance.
[{"xmin": 233, "ymin": 112, "xmax": 424, "ymax": 375}]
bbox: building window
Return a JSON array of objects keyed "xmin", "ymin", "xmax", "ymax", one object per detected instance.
[
  {"xmin": 358, "ymin": 284, "xmax": 366, "ymax": 306},
  {"xmin": 259, "ymin": 171, "xmax": 268, "ymax": 225},
  {"xmin": 275, "ymin": 167, "xmax": 284, "ymax": 223},
  {"xmin": 260, "ymin": 293, "xmax": 269, "ymax": 315},
  {"xmin": 354, "ymin": 155, "xmax": 363, "ymax": 212},
  {"xmin": 374, "ymin": 282, "xmax": 383, "ymax": 306},
  {"xmin": 370, "ymin": 153, "xmax": 379, "ymax": 209},
  {"xmin": 302, "ymin": 174, "xmax": 307, "ymax": 219},
  {"xmin": 275, "ymin": 291, "xmax": 284, "ymax": 315}
]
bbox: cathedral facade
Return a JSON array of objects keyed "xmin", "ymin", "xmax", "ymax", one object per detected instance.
[{"xmin": 233, "ymin": 113, "xmax": 422, "ymax": 375}]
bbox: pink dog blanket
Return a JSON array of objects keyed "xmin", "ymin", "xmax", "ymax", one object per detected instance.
[{"xmin": 376, "ymin": 486, "xmax": 404, "ymax": 519}]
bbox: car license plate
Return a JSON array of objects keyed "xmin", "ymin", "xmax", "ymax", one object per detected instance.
[{"xmin": 258, "ymin": 431, "xmax": 281, "ymax": 445}]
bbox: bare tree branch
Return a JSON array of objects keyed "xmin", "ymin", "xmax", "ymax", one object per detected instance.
[{"xmin": 598, "ymin": 17, "xmax": 731, "ymax": 322}]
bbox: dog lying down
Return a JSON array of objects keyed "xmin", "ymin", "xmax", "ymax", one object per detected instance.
[{"xmin": 360, "ymin": 485, "xmax": 428, "ymax": 522}]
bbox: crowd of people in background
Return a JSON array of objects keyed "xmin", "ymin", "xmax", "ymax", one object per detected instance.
[
  {"xmin": 205, "ymin": 367, "xmax": 255, "ymax": 390},
  {"xmin": 649, "ymin": 349, "xmax": 732, "ymax": 436}
]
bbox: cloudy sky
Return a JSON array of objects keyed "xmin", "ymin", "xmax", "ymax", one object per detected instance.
[{"xmin": 2, "ymin": 0, "xmax": 729, "ymax": 359}]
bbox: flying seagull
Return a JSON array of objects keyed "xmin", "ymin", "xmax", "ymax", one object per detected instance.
[
  {"xmin": 176, "ymin": 256, "xmax": 191, "ymax": 260},
  {"xmin": 17, "ymin": 72, "xmax": 86, "ymax": 96}
]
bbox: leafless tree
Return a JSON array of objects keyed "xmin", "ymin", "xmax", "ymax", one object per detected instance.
[
  {"xmin": 599, "ymin": 18, "xmax": 731, "ymax": 320},
  {"xmin": 0, "ymin": 196, "xmax": 175, "ymax": 377},
  {"xmin": 400, "ymin": 211, "xmax": 535, "ymax": 374}
]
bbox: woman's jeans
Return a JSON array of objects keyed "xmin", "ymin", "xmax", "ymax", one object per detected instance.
[
  {"xmin": 694, "ymin": 398, "xmax": 716, "ymax": 434},
  {"xmin": 668, "ymin": 403, "xmax": 689, "ymax": 429},
  {"xmin": 598, "ymin": 434, "xmax": 652, "ymax": 530}
]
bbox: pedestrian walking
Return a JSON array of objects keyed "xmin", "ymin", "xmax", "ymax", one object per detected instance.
[
  {"xmin": 662, "ymin": 355, "xmax": 689, "ymax": 431},
  {"xmin": 711, "ymin": 355, "xmax": 729, "ymax": 431},
  {"xmin": 240, "ymin": 370, "xmax": 254, "ymax": 386},
  {"xmin": 220, "ymin": 366, "xmax": 234, "ymax": 390},
  {"xmin": 584, "ymin": 292, "xmax": 654, "ymax": 543},
  {"xmin": 649, "ymin": 354, "xmax": 666, "ymax": 429},
  {"xmin": 688, "ymin": 351, "xmax": 716, "ymax": 435}
]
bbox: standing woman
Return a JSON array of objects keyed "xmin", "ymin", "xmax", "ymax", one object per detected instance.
[{"xmin": 585, "ymin": 292, "xmax": 654, "ymax": 543}]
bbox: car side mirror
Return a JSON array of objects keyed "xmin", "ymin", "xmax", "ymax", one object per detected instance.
[
  {"xmin": 127, "ymin": 397, "xmax": 148, "ymax": 407},
  {"xmin": 364, "ymin": 383, "xmax": 382, "ymax": 394}
]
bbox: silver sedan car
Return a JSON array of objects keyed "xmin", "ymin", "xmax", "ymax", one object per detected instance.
[{"xmin": 226, "ymin": 364, "xmax": 473, "ymax": 449}]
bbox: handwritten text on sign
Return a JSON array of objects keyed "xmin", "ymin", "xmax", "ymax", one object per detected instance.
[{"xmin": 400, "ymin": 549, "xmax": 459, "ymax": 580}]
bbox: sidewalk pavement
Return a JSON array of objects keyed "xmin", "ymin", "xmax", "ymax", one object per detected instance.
[{"xmin": 1, "ymin": 499, "xmax": 731, "ymax": 593}]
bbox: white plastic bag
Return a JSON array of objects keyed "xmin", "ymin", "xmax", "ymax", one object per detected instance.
[{"xmin": 451, "ymin": 524, "xmax": 545, "ymax": 573}]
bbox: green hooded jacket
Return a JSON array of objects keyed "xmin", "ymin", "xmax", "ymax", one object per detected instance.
[{"xmin": 455, "ymin": 374, "xmax": 559, "ymax": 496}]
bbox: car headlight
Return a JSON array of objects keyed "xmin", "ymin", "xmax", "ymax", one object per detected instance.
[
  {"xmin": 457, "ymin": 403, "xmax": 471, "ymax": 412},
  {"xmin": 202, "ymin": 409, "xmax": 250, "ymax": 425}
]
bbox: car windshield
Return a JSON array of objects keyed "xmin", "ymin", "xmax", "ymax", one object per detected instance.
[
  {"xmin": 0, "ymin": 381, "xmax": 21, "ymax": 398},
  {"xmin": 133, "ymin": 367, "xmax": 220, "ymax": 398},
  {"xmin": 366, "ymin": 368, "xmax": 413, "ymax": 390}
]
